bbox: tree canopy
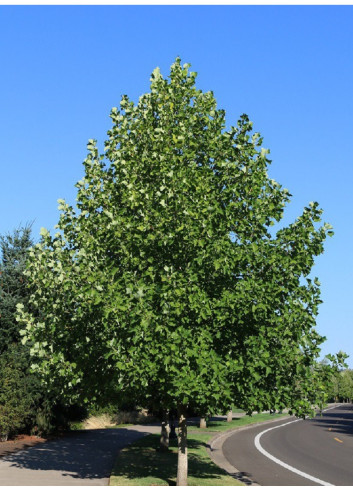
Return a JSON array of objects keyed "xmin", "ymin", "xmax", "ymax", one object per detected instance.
[{"xmin": 18, "ymin": 58, "xmax": 334, "ymax": 484}]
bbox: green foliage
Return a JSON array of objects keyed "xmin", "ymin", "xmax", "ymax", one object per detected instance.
[
  {"xmin": 0, "ymin": 227, "xmax": 43, "ymax": 437},
  {"xmin": 18, "ymin": 59, "xmax": 333, "ymax": 421},
  {"xmin": 0, "ymin": 345, "xmax": 39, "ymax": 437},
  {"xmin": 327, "ymin": 366, "xmax": 353, "ymax": 402},
  {"xmin": 0, "ymin": 226, "xmax": 34, "ymax": 352},
  {"xmin": 339, "ymin": 370, "xmax": 353, "ymax": 401},
  {"xmin": 88, "ymin": 402, "xmax": 119, "ymax": 418},
  {"xmin": 289, "ymin": 353, "xmax": 348, "ymax": 414},
  {"xmin": 33, "ymin": 400, "xmax": 88, "ymax": 435},
  {"xmin": 0, "ymin": 226, "xmax": 86, "ymax": 437}
]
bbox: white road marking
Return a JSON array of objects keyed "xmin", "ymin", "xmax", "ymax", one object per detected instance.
[{"xmin": 254, "ymin": 407, "xmax": 341, "ymax": 487}]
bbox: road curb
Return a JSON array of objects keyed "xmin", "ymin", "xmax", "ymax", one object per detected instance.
[{"xmin": 207, "ymin": 415, "xmax": 290, "ymax": 486}]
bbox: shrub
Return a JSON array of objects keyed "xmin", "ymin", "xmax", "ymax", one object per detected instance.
[{"xmin": 0, "ymin": 347, "xmax": 35, "ymax": 439}]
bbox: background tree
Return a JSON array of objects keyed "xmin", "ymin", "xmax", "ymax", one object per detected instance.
[
  {"xmin": 0, "ymin": 226, "xmax": 86, "ymax": 437},
  {"xmin": 19, "ymin": 59, "xmax": 333, "ymax": 485},
  {"xmin": 0, "ymin": 226, "xmax": 41, "ymax": 437},
  {"xmin": 304, "ymin": 353, "xmax": 348, "ymax": 412},
  {"xmin": 339, "ymin": 370, "xmax": 353, "ymax": 402},
  {"xmin": 328, "ymin": 368, "xmax": 353, "ymax": 402},
  {"xmin": 0, "ymin": 345, "xmax": 40, "ymax": 440},
  {"xmin": 0, "ymin": 226, "xmax": 33, "ymax": 352}
]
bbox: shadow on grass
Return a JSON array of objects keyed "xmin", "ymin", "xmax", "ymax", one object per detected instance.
[
  {"xmin": 187, "ymin": 417, "xmax": 243, "ymax": 430},
  {"xmin": 111, "ymin": 434, "xmax": 238, "ymax": 486},
  {"xmin": 112, "ymin": 444, "xmax": 178, "ymax": 486},
  {"xmin": 206, "ymin": 417, "xmax": 243, "ymax": 428}
]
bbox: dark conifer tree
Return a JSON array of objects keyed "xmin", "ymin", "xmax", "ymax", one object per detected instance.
[{"xmin": 0, "ymin": 225, "xmax": 34, "ymax": 352}]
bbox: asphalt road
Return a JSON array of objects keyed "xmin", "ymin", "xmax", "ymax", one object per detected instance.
[
  {"xmin": 0, "ymin": 425, "xmax": 159, "ymax": 486},
  {"xmin": 222, "ymin": 404, "xmax": 353, "ymax": 486}
]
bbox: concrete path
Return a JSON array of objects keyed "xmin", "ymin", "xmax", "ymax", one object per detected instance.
[{"xmin": 0, "ymin": 425, "xmax": 160, "ymax": 486}]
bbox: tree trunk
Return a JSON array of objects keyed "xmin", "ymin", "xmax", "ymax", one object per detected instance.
[
  {"xmin": 227, "ymin": 410, "xmax": 233, "ymax": 422},
  {"xmin": 200, "ymin": 417, "xmax": 207, "ymax": 428},
  {"xmin": 176, "ymin": 407, "xmax": 188, "ymax": 486},
  {"xmin": 169, "ymin": 412, "xmax": 177, "ymax": 439},
  {"xmin": 160, "ymin": 410, "xmax": 170, "ymax": 451}
]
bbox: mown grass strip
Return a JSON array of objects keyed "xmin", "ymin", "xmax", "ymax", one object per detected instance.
[
  {"xmin": 109, "ymin": 432, "xmax": 241, "ymax": 486},
  {"xmin": 110, "ymin": 413, "xmax": 285, "ymax": 486},
  {"xmin": 194, "ymin": 412, "xmax": 286, "ymax": 432}
]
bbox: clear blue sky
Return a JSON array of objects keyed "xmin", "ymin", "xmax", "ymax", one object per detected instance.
[{"xmin": 1, "ymin": 6, "xmax": 352, "ymax": 367}]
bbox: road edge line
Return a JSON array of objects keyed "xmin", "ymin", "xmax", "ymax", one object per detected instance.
[
  {"xmin": 253, "ymin": 407, "xmax": 343, "ymax": 487},
  {"xmin": 207, "ymin": 415, "xmax": 290, "ymax": 486},
  {"xmin": 207, "ymin": 404, "xmax": 341, "ymax": 486}
]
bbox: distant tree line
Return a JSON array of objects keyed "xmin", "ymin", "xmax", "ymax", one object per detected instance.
[{"xmin": 327, "ymin": 368, "xmax": 353, "ymax": 403}]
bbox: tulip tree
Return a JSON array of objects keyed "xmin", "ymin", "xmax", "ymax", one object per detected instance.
[{"xmin": 18, "ymin": 59, "xmax": 333, "ymax": 485}]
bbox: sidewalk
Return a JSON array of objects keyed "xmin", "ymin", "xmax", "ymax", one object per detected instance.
[
  {"xmin": 0, "ymin": 411, "xmax": 291, "ymax": 486},
  {"xmin": 0, "ymin": 425, "xmax": 159, "ymax": 486}
]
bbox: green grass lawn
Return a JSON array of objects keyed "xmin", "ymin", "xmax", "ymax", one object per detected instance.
[
  {"xmin": 109, "ymin": 412, "xmax": 286, "ymax": 486},
  {"xmin": 195, "ymin": 412, "xmax": 286, "ymax": 432}
]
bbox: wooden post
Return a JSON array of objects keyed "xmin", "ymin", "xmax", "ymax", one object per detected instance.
[{"xmin": 200, "ymin": 417, "xmax": 207, "ymax": 428}]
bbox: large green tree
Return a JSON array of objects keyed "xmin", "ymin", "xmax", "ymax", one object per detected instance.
[{"xmin": 19, "ymin": 59, "xmax": 333, "ymax": 485}]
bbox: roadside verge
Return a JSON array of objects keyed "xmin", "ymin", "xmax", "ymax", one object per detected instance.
[{"xmin": 109, "ymin": 413, "xmax": 285, "ymax": 486}]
